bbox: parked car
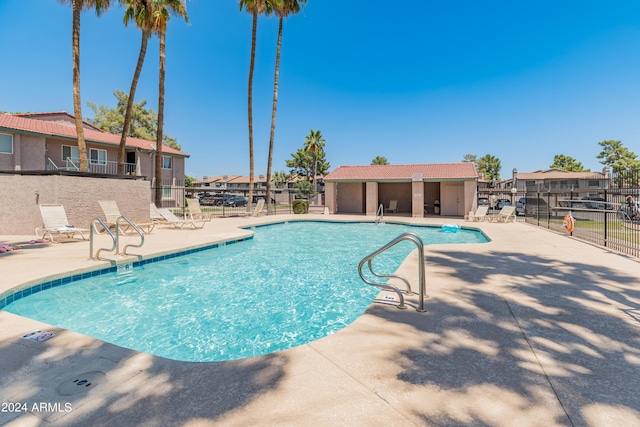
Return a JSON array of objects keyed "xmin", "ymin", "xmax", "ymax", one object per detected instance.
[
  {"xmin": 581, "ymin": 196, "xmax": 613, "ymax": 210},
  {"xmin": 478, "ymin": 198, "xmax": 489, "ymax": 206},
  {"xmin": 515, "ymin": 197, "xmax": 526, "ymax": 216},
  {"xmin": 496, "ymin": 199, "xmax": 512, "ymax": 209},
  {"xmin": 224, "ymin": 196, "xmax": 248, "ymax": 207}
]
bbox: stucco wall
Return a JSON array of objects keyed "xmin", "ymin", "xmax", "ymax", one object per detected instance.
[
  {"xmin": 379, "ymin": 183, "xmax": 412, "ymax": 213},
  {"xmin": 0, "ymin": 175, "xmax": 152, "ymax": 235},
  {"xmin": 336, "ymin": 182, "xmax": 364, "ymax": 213}
]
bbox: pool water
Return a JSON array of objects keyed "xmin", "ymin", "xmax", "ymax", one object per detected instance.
[{"xmin": 5, "ymin": 221, "xmax": 487, "ymax": 362}]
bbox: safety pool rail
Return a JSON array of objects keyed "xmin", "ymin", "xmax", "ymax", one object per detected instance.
[{"xmin": 358, "ymin": 231, "xmax": 427, "ymax": 312}]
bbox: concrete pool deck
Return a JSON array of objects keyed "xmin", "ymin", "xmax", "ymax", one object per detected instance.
[{"xmin": 1, "ymin": 215, "xmax": 639, "ymax": 426}]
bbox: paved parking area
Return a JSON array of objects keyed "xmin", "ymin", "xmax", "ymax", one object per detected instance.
[{"xmin": 1, "ymin": 215, "xmax": 639, "ymax": 426}]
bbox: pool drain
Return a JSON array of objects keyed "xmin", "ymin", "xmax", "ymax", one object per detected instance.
[{"xmin": 56, "ymin": 371, "xmax": 106, "ymax": 396}]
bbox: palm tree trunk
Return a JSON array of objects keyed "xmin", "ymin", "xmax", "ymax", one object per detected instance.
[
  {"xmin": 155, "ymin": 30, "xmax": 166, "ymax": 206},
  {"xmin": 72, "ymin": 0, "xmax": 87, "ymax": 172},
  {"xmin": 266, "ymin": 17, "xmax": 283, "ymax": 214},
  {"xmin": 119, "ymin": 29, "xmax": 149, "ymax": 175},
  {"xmin": 247, "ymin": 10, "xmax": 258, "ymax": 211}
]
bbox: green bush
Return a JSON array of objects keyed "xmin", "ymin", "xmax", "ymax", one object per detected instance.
[{"xmin": 292, "ymin": 200, "xmax": 309, "ymax": 214}]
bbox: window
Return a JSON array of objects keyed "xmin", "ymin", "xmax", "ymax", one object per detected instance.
[
  {"xmin": 90, "ymin": 148, "xmax": 107, "ymax": 165},
  {"xmin": 62, "ymin": 145, "xmax": 80, "ymax": 162},
  {"xmin": 162, "ymin": 185, "xmax": 172, "ymax": 199},
  {"xmin": 162, "ymin": 156, "xmax": 172, "ymax": 169},
  {"xmin": 0, "ymin": 133, "xmax": 13, "ymax": 154}
]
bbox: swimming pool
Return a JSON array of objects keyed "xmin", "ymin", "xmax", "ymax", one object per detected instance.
[{"xmin": 4, "ymin": 221, "xmax": 488, "ymax": 362}]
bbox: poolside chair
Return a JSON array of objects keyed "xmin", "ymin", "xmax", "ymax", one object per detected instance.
[
  {"xmin": 157, "ymin": 207, "xmax": 206, "ymax": 229},
  {"xmin": 98, "ymin": 200, "xmax": 155, "ymax": 234},
  {"xmin": 150, "ymin": 203, "xmax": 166, "ymax": 222},
  {"xmin": 186, "ymin": 197, "xmax": 212, "ymax": 221},
  {"xmin": 384, "ymin": 200, "xmax": 398, "ymax": 214},
  {"xmin": 486, "ymin": 205, "xmax": 516, "ymax": 223},
  {"xmin": 464, "ymin": 205, "xmax": 489, "ymax": 222},
  {"xmin": 36, "ymin": 204, "xmax": 89, "ymax": 243},
  {"xmin": 250, "ymin": 198, "xmax": 266, "ymax": 217}
]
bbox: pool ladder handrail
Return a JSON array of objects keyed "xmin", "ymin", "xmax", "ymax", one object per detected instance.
[
  {"xmin": 358, "ymin": 232, "xmax": 428, "ymax": 312},
  {"xmin": 89, "ymin": 216, "xmax": 145, "ymax": 260},
  {"xmin": 375, "ymin": 203, "xmax": 384, "ymax": 223}
]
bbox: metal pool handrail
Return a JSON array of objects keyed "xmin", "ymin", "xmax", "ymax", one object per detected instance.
[
  {"xmin": 358, "ymin": 231, "xmax": 428, "ymax": 312},
  {"xmin": 375, "ymin": 203, "xmax": 384, "ymax": 223}
]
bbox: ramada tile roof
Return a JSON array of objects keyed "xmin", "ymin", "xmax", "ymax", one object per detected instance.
[
  {"xmin": 0, "ymin": 113, "xmax": 188, "ymax": 157},
  {"xmin": 517, "ymin": 169, "xmax": 606, "ymax": 180},
  {"xmin": 324, "ymin": 163, "xmax": 478, "ymax": 181}
]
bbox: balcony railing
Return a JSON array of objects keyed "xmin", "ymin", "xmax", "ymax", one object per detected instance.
[{"xmin": 46, "ymin": 157, "xmax": 137, "ymax": 176}]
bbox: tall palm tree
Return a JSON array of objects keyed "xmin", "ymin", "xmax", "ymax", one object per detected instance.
[
  {"xmin": 59, "ymin": 0, "xmax": 112, "ymax": 172},
  {"xmin": 239, "ymin": 0, "xmax": 272, "ymax": 210},
  {"xmin": 150, "ymin": 0, "xmax": 189, "ymax": 206},
  {"xmin": 265, "ymin": 0, "xmax": 306, "ymax": 213},
  {"xmin": 117, "ymin": 0, "xmax": 154, "ymax": 175},
  {"xmin": 303, "ymin": 129, "xmax": 325, "ymax": 191}
]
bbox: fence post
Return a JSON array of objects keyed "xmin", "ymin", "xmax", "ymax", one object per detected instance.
[{"xmin": 604, "ymin": 189, "xmax": 607, "ymax": 246}]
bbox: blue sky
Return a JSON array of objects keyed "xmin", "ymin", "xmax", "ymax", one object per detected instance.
[{"xmin": 2, "ymin": 1, "xmax": 640, "ymax": 179}]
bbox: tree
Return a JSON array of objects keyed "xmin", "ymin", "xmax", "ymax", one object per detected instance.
[
  {"xmin": 550, "ymin": 154, "xmax": 589, "ymax": 172},
  {"xmin": 371, "ymin": 156, "xmax": 389, "ymax": 165},
  {"xmin": 150, "ymin": 0, "xmax": 189, "ymax": 206},
  {"xmin": 477, "ymin": 154, "xmax": 501, "ymax": 182},
  {"xmin": 596, "ymin": 140, "xmax": 640, "ymax": 175},
  {"xmin": 240, "ymin": 0, "xmax": 273, "ymax": 210},
  {"xmin": 272, "ymin": 170, "xmax": 289, "ymax": 188},
  {"xmin": 59, "ymin": 0, "xmax": 112, "ymax": 171},
  {"xmin": 87, "ymin": 90, "xmax": 180, "ymax": 149},
  {"xmin": 303, "ymin": 129, "xmax": 326, "ymax": 191},
  {"xmin": 462, "ymin": 153, "xmax": 478, "ymax": 165},
  {"xmin": 184, "ymin": 175, "xmax": 195, "ymax": 187},
  {"xmin": 117, "ymin": 0, "xmax": 155, "ymax": 175},
  {"xmin": 266, "ymin": 0, "xmax": 306, "ymax": 214},
  {"xmin": 286, "ymin": 147, "xmax": 330, "ymax": 180}
]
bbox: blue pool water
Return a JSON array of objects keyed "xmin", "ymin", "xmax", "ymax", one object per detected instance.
[{"xmin": 4, "ymin": 221, "xmax": 488, "ymax": 362}]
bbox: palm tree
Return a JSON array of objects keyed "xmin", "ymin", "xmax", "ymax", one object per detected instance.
[
  {"xmin": 59, "ymin": 0, "xmax": 112, "ymax": 172},
  {"xmin": 239, "ymin": 0, "xmax": 272, "ymax": 210},
  {"xmin": 150, "ymin": 0, "xmax": 189, "ymax": 206},
  {"xmin": 265, "ymin": 0, "xmax": 306, "ymax": 214},
  {"xmin": 303, "ymin": 129, "xmax": 326, "ymax": 192},
  {"xmin": 117, "ymin": 0, "xmax": 154, "ymax": 175}
]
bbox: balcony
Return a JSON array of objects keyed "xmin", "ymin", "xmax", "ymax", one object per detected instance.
[{"xmin": 47, "ymin": 157, "xmax": 137, "ymax": 176}]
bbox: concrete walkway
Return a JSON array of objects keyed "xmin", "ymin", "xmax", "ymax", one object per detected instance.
[{"xmin": 1, "ymin": 215, "xmax": 639, "ymax": 426}]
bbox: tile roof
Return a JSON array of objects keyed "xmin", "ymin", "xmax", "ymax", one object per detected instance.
[
  {"xmin": 517, "ymin": 169, "xmax": 606, "ymax": 180},
  {"xmin": 324, "ymin": 163, "xmax": 478, "ymax": 181},
  {"xmin": 0, "ymin": 113, "xmax": 189, "ymax": 157}
]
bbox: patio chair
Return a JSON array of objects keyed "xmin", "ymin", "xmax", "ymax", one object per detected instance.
[
  {"xmin": 36, "ymin": 204, "xmax": 90, "ymax": 243},
  {"xmin": 186, "ymin": 197, "xmax": 212, "ymax": 221},
  {"xmin": 150, "ymin": 203, "xmax": 166, "ymax": 222},
  {"xmin": 156, "ymin": 207, "xmax": 206, "ymax": 230},
  {"xmin": 250, "ymin": 198, "xmax": 266, "ymax": 217},
  {"xmin": 384, "ymin": 200, "xmax": 398, "ymax": 214},
  {"xmin": 464, "ymin": 205, "xmax": 489, "ymax": 222},
  {"xmin": 486, "ymin": 205, "xmax": 516, "ymax": 223},
  {"xmin": 98, "ymin": 200, "xmax": 155, "ymax": 234}
]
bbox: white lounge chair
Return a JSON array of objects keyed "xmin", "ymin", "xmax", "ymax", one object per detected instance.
[
  {"xmin": 384, "ymin": 200, "xmax": 398, "ymax": 214},
  {"xmin": 250, "ymin": 198, "xmax": 266, "ymax": 217},
  {"xmin": 99, "ymin": 200, "xmax": 155, "ymax": 234},
  {"xmin": 464, "ymin": 205, "xmax": 489, "ymax": 222},
  {"xmin": 486, "ymin": 205, "xmax": 516, "ymax": 223},
  {"xmin": 157, "ymin": 207, "xmax": 206, "ymax": 229},
  {"xmin": 186, "ymin": 197, "xmax": 212, "ymax": 221},
  {"xmin": 36, "ymin": 204, "xmax": 89, "ymax": 243}
]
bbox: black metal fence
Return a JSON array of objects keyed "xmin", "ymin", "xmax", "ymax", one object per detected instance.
[
  {"xmin": 152, "ymin": 184, "xmax": 325, "ymax": 218},
  {"xmin": 478, "ymin": 170, "xmax": 640, "ymax": 258}
]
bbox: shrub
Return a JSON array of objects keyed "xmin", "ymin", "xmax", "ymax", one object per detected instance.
[{"xmin": 292, "ymin": 199, "xmax": 309, "ymax": 214}]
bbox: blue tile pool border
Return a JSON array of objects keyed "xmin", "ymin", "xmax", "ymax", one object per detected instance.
[{"xmin": 0, "ymin": 236, "xmax": 253, "ymax": 310}]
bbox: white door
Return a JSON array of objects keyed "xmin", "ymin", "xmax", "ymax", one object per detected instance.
[{"xmin": 441, "ymin": 183, "xmax": 465, "ymax": 216}]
